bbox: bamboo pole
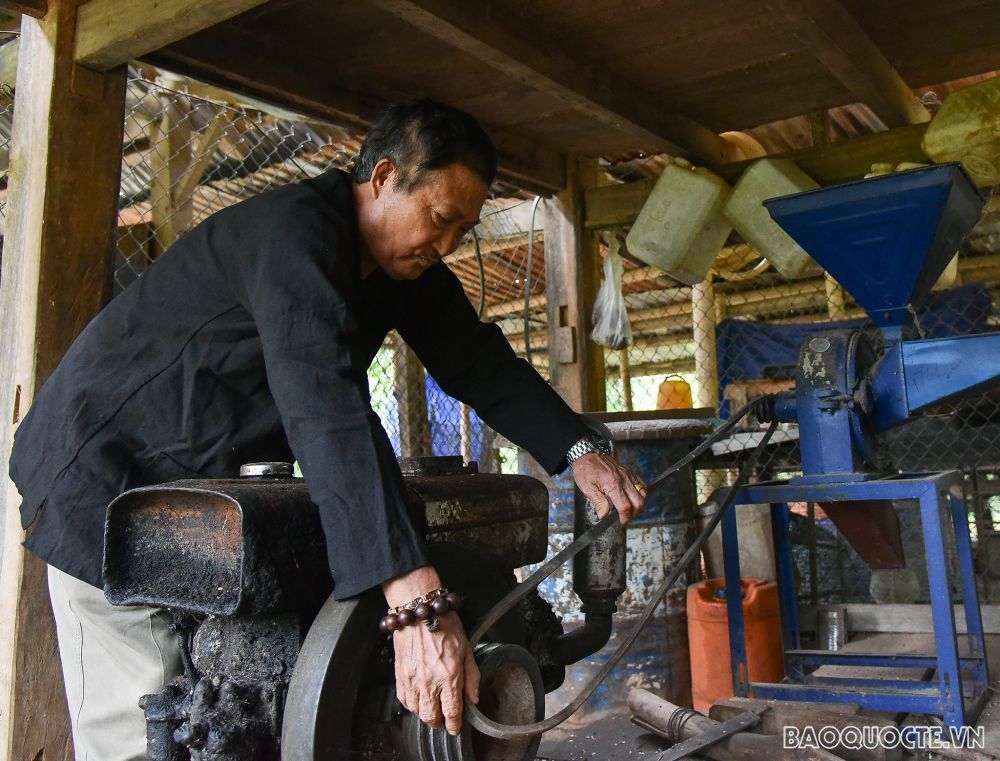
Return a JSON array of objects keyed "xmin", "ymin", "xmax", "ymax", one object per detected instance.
[
  {"xmin": 692, "ymin": 278, "xmax": 719, "ymax": 410},
  {"xmin": 619, "ymin": 348, "xmax": 633, "ymax": 411},
  {"xmin": 824, "ymin": 273, "xmax": 848, "ymax": 320},
  {"xmin": 459, "ymin": 402, "xmax": 472, "ymax": 463},
  {"xmin": 692, "ymin": 277, "xmax": 725, "ymax": 496}
]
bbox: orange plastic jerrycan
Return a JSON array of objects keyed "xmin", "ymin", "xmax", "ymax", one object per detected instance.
[
  {"xmin": 657, "ymin": 376, "xmax": 693, "ymax": 410},
  {"xmin": 687, "ymin": 578, "xmax": 784, "ymax": 714}
]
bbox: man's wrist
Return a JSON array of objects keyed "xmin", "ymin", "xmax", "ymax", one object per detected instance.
[
  {"xmin": 565, "ymin": 434, "xmax": 613, "ymax": 466},
  {"xmin": 381, "ymin": 565, "xmax": 443, "ymax": 608}
]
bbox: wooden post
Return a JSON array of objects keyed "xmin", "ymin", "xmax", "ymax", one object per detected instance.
[
  {"xmin": 459, "ymin": 402, "xmax": 472, "ymax": 463},
  {"xmin": 0, "ymin": 3, "xmax": 126, "ymax": 758},
  {"xmin": 691, "ymin": 278, "xmax": 719, "ymax": 411},
  {"xmin": 618, "ymin": 349, "xmax": 633, "ymax": 412},
  {"xmin": 542, "ymin": 157, "xmax": 605, "ymax": 412},
  {"xmin": 824, "ymin": 273, "xmax": 848, "ymax": 320},
  {"xmin": 391, "ymin": 333, "xmax": 431, "ymax": 458},
  {"xmin": 148, "ymin": 79, "xmax": 194, "ymax": 255}
]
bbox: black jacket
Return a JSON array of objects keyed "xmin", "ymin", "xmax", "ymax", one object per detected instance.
[{"xmin": 9, "ymin": 170, "xmax": 589, "ymax": 596}]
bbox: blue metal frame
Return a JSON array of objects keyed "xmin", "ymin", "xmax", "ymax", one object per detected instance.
[{"xmin": 721, "ymin": 470, "xmax": 990, "ymax": 729}]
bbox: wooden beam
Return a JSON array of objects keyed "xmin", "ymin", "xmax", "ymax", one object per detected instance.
[
  {"xmin": 541, "ymin": 158, "xmax": 605, "ymax": 412},
  {"xmin": 0, "ymin": 0, "xmax": 46, "ymax": 18},
  {"xmin": 75, "ymin": 0, "xmax": 272, "ymax": 71},
  {"xmin": 584, "ymin": 177, "xmax": 656, "ymax": 231},
  {"xmin": 145, "ymin": 49, "xmax": 567, "ymax": 194},
  {"xmin": 1, "ymin": 4, "xmax": 126, "ymax": 758},
  {"xmin": 174, "ymin": 109, "xmax": 226, "ymax": 207},
  {"xmin": 585, "ymin": 124, "xmax": 929, "ymax": 229},
  {"xmin": 366, "ymin": 0, "xmax": 740, "ymax": 166},
  {"xmin": 764, "ymin": 0, "xmax": 930, "ymax": 128},
  {"xmin": 147, "ymin": 94, "xmax": 193, "ymax": 253}
]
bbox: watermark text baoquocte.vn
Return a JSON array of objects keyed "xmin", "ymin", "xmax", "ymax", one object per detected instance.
[{"xmin": 783, "ymin": 724, "xmax": 985, "ymax": 751}]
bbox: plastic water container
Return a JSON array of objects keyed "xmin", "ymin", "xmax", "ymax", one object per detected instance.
[
  {"xmin": 724, "ymin": 158, "xmax": 821, "ymax": 280},
  {"xmin": 687, "ymin": 578, "xmax": 784, "ymax": 713},
  {"xmin": 625, "ymin": 161, "xmax": 732, "ymax": 286},
  {"xmin": 922, "ymin": 74, "xmax": 1000, "ymax": 186}
]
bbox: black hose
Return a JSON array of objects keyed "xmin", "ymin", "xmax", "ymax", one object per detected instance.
[
  {"xmin": 523, "ymin": 196, "xmax": 541, "ymax": 365},
  {"xmin": 472, "ymin": 228, "xmax": 486, "ymax": 319}
]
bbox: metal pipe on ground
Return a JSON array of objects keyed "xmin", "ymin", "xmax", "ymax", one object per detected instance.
[{"xmin": 627, "ymin": 688, "xmax": 847, "ymax": 761}]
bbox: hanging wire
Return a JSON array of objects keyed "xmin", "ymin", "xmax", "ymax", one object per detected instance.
[
  {"xmin": 472, "ymin": 228, "xmax": 486, "ymax": 319},
  {"xmin": 523, "ymin": 196, "xmax": 541, "ymax": 365}
]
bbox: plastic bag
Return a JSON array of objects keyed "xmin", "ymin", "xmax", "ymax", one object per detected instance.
[{"xmin": 591, "ymin": 244, "xmax": 633, "ymax": 350}]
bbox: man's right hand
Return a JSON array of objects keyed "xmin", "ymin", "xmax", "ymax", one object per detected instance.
[{"xmin": 382, "ymin": 566, "xmax": 480, "ymax": 735}]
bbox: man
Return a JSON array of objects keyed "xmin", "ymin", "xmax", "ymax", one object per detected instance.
[{"xmin": 9, "ymin": 98, "xmax": 646, "ymax": 759}]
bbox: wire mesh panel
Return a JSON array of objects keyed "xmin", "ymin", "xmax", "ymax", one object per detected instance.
[
  {"xmin": 113, "ymin": 72, "xmax": 543, "ymax": 472},
  {"xmin": 406, "ymin": 199, "xmax": 547, "ymax": 470},
  {"xmin": 598, "ymin": 156, "xmax": 1000, "ymax": 467},
  {"xmin": 16, "ymin": 68, "xmax": 1000, "ymax": 589},
  {"xmin": 115, "ymin": 73, "xmax": 361, "ymax": 292},
  {"xmin": 0, "ymin": 83, "xmax": 14, "ymax": 229},
  {"xmin": 596, "ymin": 151, "xmax": 1000, "ymax": 601}
]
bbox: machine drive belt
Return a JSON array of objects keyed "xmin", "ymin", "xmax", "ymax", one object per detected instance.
[{"xmin": 465, "ymin": 400, "xmax": 779, "ymax": 740}]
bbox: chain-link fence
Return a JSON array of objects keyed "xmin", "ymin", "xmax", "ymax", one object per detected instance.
[
  {"xmin": 115, "ymin": 72, "xmax": 362, "ymax": 292},
  {"xmin": 108, "ymin": 72, "xmax": 1000, "ymax": 552},
  {"xmin": 0, "ymin": 27, "xmax": 14, "ymax": 225},
  {"xmin": 113, "ymin": 71, "xmax": 544, "ymax": 473},
  {"xmin": 596, "ymin": 149, "xmax": 1000, "ymax": 603},
  {"xmin": 0, "ymin": 82, "xmax": 14, "ymax": 242},
  {"xmin": 7, "ymin": 64, "xmax": 1000, "ymax": 602}
]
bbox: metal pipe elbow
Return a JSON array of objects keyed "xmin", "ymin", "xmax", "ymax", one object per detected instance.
[{"xmin": 546, "ymin": 612, "xmax": 613, "ymax": 666}]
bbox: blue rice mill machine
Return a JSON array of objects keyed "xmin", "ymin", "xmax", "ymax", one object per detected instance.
[{"xmin": 721, "ymin": 163, "xmax": 992, "ymax": 728}]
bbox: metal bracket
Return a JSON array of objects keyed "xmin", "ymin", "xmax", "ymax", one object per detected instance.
[{"xmin": 656, "ymin": 709, "xmax": 765, "ymax": 761}]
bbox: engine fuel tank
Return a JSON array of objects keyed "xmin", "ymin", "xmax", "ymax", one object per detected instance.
[{"xmin": 104, "ymin": 457, "xmax": 549, "ymax": 616}]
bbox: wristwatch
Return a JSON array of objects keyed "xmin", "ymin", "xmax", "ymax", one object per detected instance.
[{"xmin": 565, "ymin": 433, "xmax": 613, "ymax": 465}]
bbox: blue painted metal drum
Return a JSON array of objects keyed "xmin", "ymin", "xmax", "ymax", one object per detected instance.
[{"xmin": 520, "ymin": 414, "xmax": 713, "ymax": 713}]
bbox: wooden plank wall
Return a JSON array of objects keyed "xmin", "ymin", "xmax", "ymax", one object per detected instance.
[{"xmin": 0, "ymin": 3, "xmax": 126, "ymax": 757}]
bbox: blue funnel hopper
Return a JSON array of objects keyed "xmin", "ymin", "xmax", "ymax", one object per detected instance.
[{"xmin": 763, "ymin": 164, "xmax": 984, "ymax": 329}]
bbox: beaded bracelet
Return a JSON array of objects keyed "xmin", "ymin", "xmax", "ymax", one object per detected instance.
[{"xmin": 379, "ymin": 587, "xmax": 463, "ymax": 634}]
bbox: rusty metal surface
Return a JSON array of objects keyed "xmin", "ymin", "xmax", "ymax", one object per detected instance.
[
  {"xmin": 820, "ymin": 499, "xmax": 906, "ymax": 570},
  {"xmin": 106, "ymin": 458, "xmax": 562, "ymax": 761},
  {"xmin": 192, "ymin": 614, "xmax": 303, "ymax": 682},
  {"xmin": 572, "ymin": 487, "xmax": 626, "ymax": 614},
  {"xmin": 408, "ymin": 472, "xmax": 549, "ymax": 569},
  {"xmin": 142, "ymin": 611, "xmax": 298, "ymax": 761},
  {"xmin": 106, "ymin": 465, "xmax": 550, "ymax": 615},
  {"xmin": 104, "ymin": 479, "xmax": 331, "ymax": 616}
]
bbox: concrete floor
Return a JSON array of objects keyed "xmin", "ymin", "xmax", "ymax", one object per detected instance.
[{"xmin": 537, "ymin": 634, "xmax": 1000, "ymax": 760}]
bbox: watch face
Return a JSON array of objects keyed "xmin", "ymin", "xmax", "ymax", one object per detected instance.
[{"xmin": 589, "ymin": 434, "xmax": 613, "ymax": 455}]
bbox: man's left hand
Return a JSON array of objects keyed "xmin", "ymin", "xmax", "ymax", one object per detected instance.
[{"xmin": 570, "ymin": 453, "xmax": 647, "ymax": 526}]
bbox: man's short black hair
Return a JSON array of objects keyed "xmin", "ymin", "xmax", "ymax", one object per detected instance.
[{"xmin": 352, "ymin": 98, "xmax": 497, "ymax": 191}]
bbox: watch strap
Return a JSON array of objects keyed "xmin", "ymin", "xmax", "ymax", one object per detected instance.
[{"xmin": 566, "ymin": 434, "xmax": 613, "ymax": 465}]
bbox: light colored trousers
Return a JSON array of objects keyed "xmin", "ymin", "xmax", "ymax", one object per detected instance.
[{"xmin": 47, "ymin": 565, "xmax": 184, "ymax": 761}]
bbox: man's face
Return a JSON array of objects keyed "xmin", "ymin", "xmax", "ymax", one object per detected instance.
[{"xmin": 367, "ymin": 160, "xmax": 489, "ymax": 280}]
